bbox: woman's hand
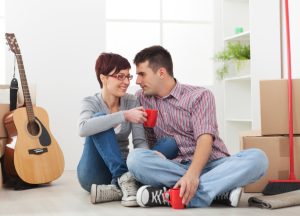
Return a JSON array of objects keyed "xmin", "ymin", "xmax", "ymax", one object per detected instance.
[{"xmin": 124, "ymin": 106, "xmax": 147, "ymax": 124}]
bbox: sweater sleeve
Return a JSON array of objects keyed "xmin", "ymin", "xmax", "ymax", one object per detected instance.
[
  {"xmin": 130, "ymin": 96, "xmax": 149, "ymax": 149},
  {"xmin": 78, "ymin": 97, "xmax": 125, "ymax": 137}
]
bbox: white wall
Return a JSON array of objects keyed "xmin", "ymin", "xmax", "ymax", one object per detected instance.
[
  {"xmin": 5, "ymin": 0, "xmax": 106, "ymax": 170},
  {"xmin": 213, "ymin": 0, "xmax": 225, "ymax": 139},
  {"xmin": 281, "ymin": 0, "xmax": 300, "ymax": 78},
  {"xmin": 249, "ymin": 0, "xmax": 282, "ymax": 129}
]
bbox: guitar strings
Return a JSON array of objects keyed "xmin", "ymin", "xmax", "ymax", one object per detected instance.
[{"xmin": 13, "ymin": 55, "xmax": 16, "ymax": 78}]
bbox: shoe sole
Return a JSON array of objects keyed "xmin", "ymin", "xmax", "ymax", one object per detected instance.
[
  {"xmin": 230, "ymin": 187, "xmax": 242, "ymax": 207},
  {"xmin": 136, "ymin": 185, "xmax": 150, "ymax": 207},
  {"xmin": 121, "ymin": 199, "xmax": 139, "ymax": 207},
  {"xmin": 90, "ymin": 184, "xmax": 97, "ymax": 204}
]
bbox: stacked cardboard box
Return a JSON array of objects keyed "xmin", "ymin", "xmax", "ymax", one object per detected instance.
[
  {"xmin": 0, "ymin": 138, "xmax": 8, "ymax": 189},
  {"xmin": 241, "ymin": 79, "xmax": 300, "ymax": 192},
  {"xmin": 0, "ymin": 165, "xmax": 2, "ymax": 189},
  {"xmin": 260, "ymin": 79, "xmax": 300, "ymax": 135},
  {"xmin": 0, "ymin": 85, "xmax": 10, "ymax": 188}
]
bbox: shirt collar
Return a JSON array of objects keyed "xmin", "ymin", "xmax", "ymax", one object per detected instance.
[{"xmin": 162, "ymin": 79, "xmax": 181, "ymax": 100}]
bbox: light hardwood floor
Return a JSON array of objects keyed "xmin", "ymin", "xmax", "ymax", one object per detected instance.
[{"xmin": 0, "ymin": 171, "xmax": 299, "ymax": 216}]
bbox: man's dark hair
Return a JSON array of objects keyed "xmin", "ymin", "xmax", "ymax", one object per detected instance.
[{"xmin": 134, "ymin": 45, "xmax": 173, "ymax": 77}]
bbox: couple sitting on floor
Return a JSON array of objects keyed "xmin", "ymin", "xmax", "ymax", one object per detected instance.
[{"xmin": 77, "ymin": 45, "xmax": 268, "ymax": 208}]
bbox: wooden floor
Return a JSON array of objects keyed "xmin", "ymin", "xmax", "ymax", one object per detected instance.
[{"xmin": 0, "ymin": 171, "xmax": 299, "ymax": 216}]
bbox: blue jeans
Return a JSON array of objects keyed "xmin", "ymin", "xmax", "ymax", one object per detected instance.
[
  {"xmin": 77, "ymin": 113, "xmax": 179, "ymax": 192},
  {"xmin": 77, "ymin": 131, "xmax": 128, "ymax": 192},
  {"xmin": 127, "ymin": 148, "xmax": 268, "ymax": 208},
  {"xmin": 152, "ymin": 137, "xmax": 179, "ymax": 160}
]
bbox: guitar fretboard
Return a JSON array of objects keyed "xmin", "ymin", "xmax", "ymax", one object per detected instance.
[{"xmin": 16, "ymin": 54, "xmax": 35, "ymax": 122}]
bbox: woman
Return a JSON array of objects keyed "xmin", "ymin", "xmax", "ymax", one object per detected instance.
[
  {"xmin": 77, "ymin": 53, "xmax": 148, "ymax": 207},
  {"xmin": 77, "ymin": 52, "xmax": 179, "ymax": 207}
]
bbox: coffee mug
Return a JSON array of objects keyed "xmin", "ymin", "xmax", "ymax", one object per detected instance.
[
  {"xmin": 163, "ymin": 188, "xmax": 185, "ymax": 209},
  {"xmin": 144, "ymin": 109, "xmax": 158, "ymax": 128}
]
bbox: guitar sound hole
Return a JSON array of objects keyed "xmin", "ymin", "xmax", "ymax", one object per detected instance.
[{"xmin": 27, "ymin": 121, "xmax": 40, "ymax": 136}]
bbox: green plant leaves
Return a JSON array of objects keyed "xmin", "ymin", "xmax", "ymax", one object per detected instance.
[{"xmin": 214, "ymin": 42, "xmax": 250, "ymax": 79}]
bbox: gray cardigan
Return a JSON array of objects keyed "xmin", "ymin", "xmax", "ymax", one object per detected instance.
[{"xmin": 78, "ymin": 92, "xmax": 149, "ymax": 158}]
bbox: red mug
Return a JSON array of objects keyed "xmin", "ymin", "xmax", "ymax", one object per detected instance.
[
  {"xmin": 144, "ymin": 109, "xmax": 158, "ymax": 128},
  {"xmin": 163, "ymin": 188, "xmax": 185, "ymax": 209}
]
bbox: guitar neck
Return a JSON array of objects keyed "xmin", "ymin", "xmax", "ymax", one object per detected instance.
[{"xmin": 16, "ymin": 54, "xmax": 35, "ymax": 122}]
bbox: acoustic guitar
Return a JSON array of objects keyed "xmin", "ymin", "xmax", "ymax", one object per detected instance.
[{"xmin": 4, "ymin": 33, "xmax": 64, "ymax": 184}]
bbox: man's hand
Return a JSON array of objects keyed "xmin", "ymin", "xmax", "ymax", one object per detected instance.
[
  {"xmin": 174, "ymin": 173, "xmax": 199, "ymax": 206},
  {"xmin": 173, "ymin": 134, "xmax": 213, "ymax": 206},
  {"xmin": 124, "ymin": 106, "xmax": 147, "ymax": 124}
]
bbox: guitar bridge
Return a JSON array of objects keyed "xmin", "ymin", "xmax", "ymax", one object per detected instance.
[{"xmin": 28, "ymin": 148, "xmax": 48, "ymax": 155}]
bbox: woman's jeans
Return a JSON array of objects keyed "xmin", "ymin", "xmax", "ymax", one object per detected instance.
[{"xmin": 77, "ymin": 113, "xmax": 179, "ymax": 192}]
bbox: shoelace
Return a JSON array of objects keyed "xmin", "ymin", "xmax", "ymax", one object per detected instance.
[
  {"xmin": 151, "ymin": 187, "xmax": 168, "ymax": 205},
  {"xmin": 97, "ymin": 186, "xmax": 121, "ymax": 201},
  {"xmin": 215, "ymin": 191, "xmax": 230, "ymax": 201},
  {"xmin": 122, "ymin": 179, "xmax": 137, "ymax": 196}
]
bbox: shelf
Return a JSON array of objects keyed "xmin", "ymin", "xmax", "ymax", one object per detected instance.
[
  {"xmin": 224, "ymin": 31, "xmax": 250, "ymax": 42},
  {"xmin": 224, "ymin": 79, "xmax": 251, "ymax": 120},
  {"xmin": 225, "ymin": 120, "xmax": 252, "ymax": 154},
  {"xmin": 226, "ymin": 118, "xmax": 252, "ymax": 122},
  {"xmin": 222, "ymin": 0, "xmax": 251, "ymax": 154},
  {"xmin": 224, "ymin": 74, "xmax": 250, "ymax": 81}
]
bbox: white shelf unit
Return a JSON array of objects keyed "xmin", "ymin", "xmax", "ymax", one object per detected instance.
[
  {"xmin": 216, "ymin": 0, "xmax": 283, "ymax": 153},
  {"xmin": 224, "ymin": 74, "xmax": 250, "ymax": 81},
  {"xmin": 224, "ymin": 31, "xmax": 250, "ymax": 42},
  {"xmin": 222, "ymin": 0, "xmax": 252, "ymax": 154},
  {"xmin": 224, "ymin": 77, "xmax": 252, "ymax": 153}
]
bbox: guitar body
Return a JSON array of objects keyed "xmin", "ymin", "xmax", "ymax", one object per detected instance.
[{"xmin": 4, "ymin": 106, "xmax": 64, "ymax": 184}]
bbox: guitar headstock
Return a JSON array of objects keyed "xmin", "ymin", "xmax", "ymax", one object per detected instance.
[{"xmin": 5, "ymin": 33, "xmax": 21, "ymax": 54}]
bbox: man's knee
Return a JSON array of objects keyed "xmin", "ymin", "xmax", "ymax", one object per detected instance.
[
  {"xmin": 246, "ymin": 148, "xmax": 269, "ymax": 176},
  {"xmin": 127, "ymin": 148, "xmax": 148, "ymax": 173}
]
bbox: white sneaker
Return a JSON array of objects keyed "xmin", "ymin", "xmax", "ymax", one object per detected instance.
[
  {"xmin": 90, "ymin": 184, "xmax": 122, "ymax": 204},
  {"xmin": 213, "ymin": 187, "xmax": 242, "ymax": 207},
  {"xmin": 117, "ymin": 172, "xmax": 139, "ymax": 207}
]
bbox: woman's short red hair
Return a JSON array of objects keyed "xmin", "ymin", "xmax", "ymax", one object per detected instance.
[{"xmin": 95, "ymin": 52, "xmax": 131, "ymax": 88}]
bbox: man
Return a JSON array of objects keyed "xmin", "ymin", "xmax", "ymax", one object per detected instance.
[{"xmin": 127, "ymin": 45, "xmax": 268, "ymax": 208}]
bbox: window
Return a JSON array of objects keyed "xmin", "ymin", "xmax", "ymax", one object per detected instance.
[
  {"xmin": 0, "ymin": 0, "xmax": 5, "ymax": 84},
  {"xmin": 105, "ymin": 0, "xmax": 214, "ymax": 86}
]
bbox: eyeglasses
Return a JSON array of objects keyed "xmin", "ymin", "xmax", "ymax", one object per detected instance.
[{"xmin": 108, "ymin": 74, "xmax": 133, "ymax": 81}]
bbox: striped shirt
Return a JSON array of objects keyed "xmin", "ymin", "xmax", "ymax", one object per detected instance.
[{"xmin": 136, "ymin": 82, "xmax": 230, "ymax": 163}]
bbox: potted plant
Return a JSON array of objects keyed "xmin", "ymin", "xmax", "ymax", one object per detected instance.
[{"xmin": 214, "ymin": 42, "xmax": 250, "ymax": 79}]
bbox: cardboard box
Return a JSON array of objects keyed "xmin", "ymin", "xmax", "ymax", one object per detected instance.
[
  {"xmin": 0, "ymin": 138, "xmax": 7, "ymax": 189},
  {"xmin": 1, "ymin": 138, "xmax": 12, "ymax": 189},
  {"xmin": 241, "ymin": 131, "xmax": 300, "ymax": 192},
  {"xmin": 0, "ymin": 162, "xmax": 3, "ymax": 189},
  {"xmin": 0, "ymin": 85, "xmax": 36, "ymax": 138},
  {"xmin": 0, "ymin": 138, "xmax": 7, "ymax": 158},
  {"xmin": 260, "ymin": 79, "xmax": 300, "ymax": 135},
  {"xmin": 0, "ymin": 104, "xmax": 10, "ymax": 138}
]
